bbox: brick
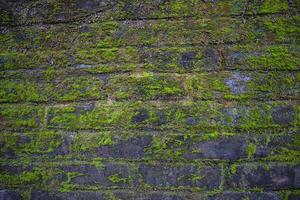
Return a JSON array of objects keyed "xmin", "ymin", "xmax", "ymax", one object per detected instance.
[
  {"xmin": 112, "ymin": 191, "xmax": 205, "ymax": 200},
  {"xmin": 61, "ymin": 163, "xmax": 138, "ymax": 188},
  {"xmin": 0, "ymin": 104, "xmax": 44, "ymax": 130},
  {"xmin": 139, "ymin": 163, "xmax": 221, "ymax": 190},
  {"xmin": 225, "ymin": 45, "xmax": 300, "ymax": 70},
  {"xmin": 0, "ymin": 190, "xmax": 22, "ymax": 200},
  {"xmin": 0, "ymin": 131, "xmax": 68, "ymax": 159},
  {"xmin": 108, "ymin": 73, "xmax": 184, "ymax": 100},
  {"xmin": 47, "ymin": 101, "xmax": 298, "ymax": 130},
  {"xmin": 31, "ymin": 191, "xmax": 107, "ymax": 200},
  {"xmin": 207, "ymin": 192, "xmax": 282, "ymax": 200},
  {"xmin": 4, "ymin": 131, "xmax": 298, "ymax": 162},
  {"xmin": 0, "ymin": 50, "xmax": 72, "ymax": 70},
  {"xmin": 225, "ymin": 163, "xmax": 300, "ymax": 190},
  {"xmin": 186, "ymin": 71, "xmax": 300, "ymax": 100}
]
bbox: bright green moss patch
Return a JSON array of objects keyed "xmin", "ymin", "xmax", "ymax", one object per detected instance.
[
  {"xmin": 0, "ymin": 105, "xmax": 44, "ymax": 130},
  {"xmin": 259, "ymin": 0, "xmax": 289, "ymax": 14},
  {"xmin": 246, "ymin": 143, "xmax": 257, "ymax": 159},
  {"xmin": 72, "ymin": 132, "xmax": 115, "ymax": 152},
  {"xmin": 264, "ymin": 16, "xmax": 300, "ymax": 42},
  {"xmin": 186, "ymin": 71, "xmax": 299, "ymax": 100},
  {"xmin": 0, "ymin": 80, "xmax": 44, "ymax": 103},
  {"xmin": 0, "ymin": 131, "xmax": 63, "ymax": 156},
  {"xmin": 264, "ymin": 134, "xmax": 300, "ymax": 163},
  {"xmin": 51, "ymin": 76, "xmax": 105, "ymax": 101},
  {"xmin": 246, "ymin": 46, "xmax": 300, "ymax": 70},
  {"xmin": 108, "ymin": 72, "xmax": 184, "ymax": 100},
  {"xmin": 108, "ymin": 173, "xmax": 132, "ymax": 184},
  {"xmin": 75, "ymin": 46, "xmax": 138, "ymax": 64},
  {"xmin": 0, "ymin": 75, "xmax": 105, "ymax": 103}
]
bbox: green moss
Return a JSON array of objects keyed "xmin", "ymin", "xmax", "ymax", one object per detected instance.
[
  {"xmin": 265, "ymin": 134, "xmax": 300, "ymax": 163},
  {"xmin": 60, "ymin": 172, "xmax": 85, "ymax": 192},
  {"xmin": 0, "ymin": 80, "xmax": 46, "ymax": 102},
  {"xmin": 108, "ymin": 173, "xmax": 132, "ymax": 184},
  {"xmin": 260, "ymin": 0, "xmax": 289, "ymax": 13},
  {"xmin": 246, "ymin": 46, "xmax": 300, "ymax": 70},
  {"xmin": 264, "ymin": 16, "xmax": 300, "ymax": 42},
  {"xmin": 230, "ymin": 163, "xmax": 238, "ymax": 174},
  {"xmin": 246, "ymin": 143, "xmax": 257, "ymax": 159},
  {"xmin": 52, "ymin": 76, "xmax": 104, "ymax": 101},
  {"xmin": 0, "ymin": 104, "xmax": 44, "ymax": 129},
  {"xmin": 3, "ymin": 131, "xmax": 62, "ymax": 154},
  {"xmin": 110, "ymin": 72, "xmax": 183, "ymax": 100},
  {"xmin": 72, "ymin": 132, "xmax": 115, "ymax": 152}
]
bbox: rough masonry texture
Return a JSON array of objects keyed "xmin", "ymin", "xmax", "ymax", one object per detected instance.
[{"xmin": 0, "ymin": 0, "xmax": 299, "ymax": 199}]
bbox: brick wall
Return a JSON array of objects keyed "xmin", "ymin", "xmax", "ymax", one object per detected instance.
[{"xmin": 0, "ymin": 0, "xmax": 299, "ymax": 199}]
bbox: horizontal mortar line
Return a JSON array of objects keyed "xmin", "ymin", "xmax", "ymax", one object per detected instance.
[
  {"xmin": 0, "ymin": 97, "xmax": 299, "ymax": 106},
  {"xmin": 2, "ymin": 127, "xmax": 296, "ymax": 136},
  {"xmin": 1, "ymin": 38, "xmax": 298, "ymax": 52},
  {"xmin": 221, "ymin": 188, "xmax": 300, "ymax": 194},
  {"xmin": 70, "ymin": 40, "xmax": 299, "ymax": 50},
  {"xmin": 1, "ymin": 156, "xmax": 298, "ymax": 167},
  {"xmin": 24, "ymin": 188, "xmax": 222, "ymax": 195},
  {"xmin": 1, "ymin": 66, "xmax": 300, "ymax": 78},
  {"xmin": 0, "ymin": 96, "xmax": 299, "ymax": 106},
  {"xmin": 10, "ymin": 188, "xmax": 299, "ymax": 196},
  {"xmin": 1, "ymin": 157, "xmax": 226, "ymax": 166},
  {"xmin": 1, "ymin": 157, "xmax": 298, "ymax": 169},
  {"xmin": 0, "ymin": 10, "xmax": 296, "ymax": 29},
  {"xmin": 1, "ymin": 125, "xmax": 299, "ymax": 135},
  {"xmin": 5, "ymin": 185, "xmax": 221, "ymax": 193}
]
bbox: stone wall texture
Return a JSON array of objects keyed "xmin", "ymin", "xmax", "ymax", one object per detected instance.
[{"xmin": 0, "ymin": 0, "xmax": 300, "ymax": 199}]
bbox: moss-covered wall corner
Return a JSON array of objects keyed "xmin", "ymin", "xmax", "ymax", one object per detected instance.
[{"xmin": 0, "ymin": 0, "xmax": 299, "ymax": 199}]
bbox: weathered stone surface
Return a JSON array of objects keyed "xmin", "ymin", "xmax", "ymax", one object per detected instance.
[
  {"xmin": 0, "ymin": 190, "xmax": 22, "ymax": 200},
  {"xmin": 31, "ymin": 190, "xmax": 107, "ymax": 200},
  {"xmin": 0, "ymin": 104, "xmax": 44, "ymax": 130},
  {"xmin": 47, "ymin": 101, "xmax": 298, "ymax": 130},
  {"xmin": 1, "ymin": 0, "xmax": 299, "ymax": 198},
  {"xmin": 139, "ymin": 163, "xmax": 221, "ymax": 189},
  {"xmin": 1, "ymin": 0, "xmax": 296, "ymax": 25},
  {"xmin": 207, "ymin": 192, "xmax": 282, "ymax": 200},
  {"xmin": 61, "ymin": 163, "xmax": 138, "ymax": 188},
  {"xmin": 225, "ymin": 163, "xmax": 300, "ymax": 190}
]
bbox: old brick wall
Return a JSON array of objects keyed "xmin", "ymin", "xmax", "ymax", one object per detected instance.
[{"xmin": 0, "ymin": 0, "xmax": 299, "ymax": 199}]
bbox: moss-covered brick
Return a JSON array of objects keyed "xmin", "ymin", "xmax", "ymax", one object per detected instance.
[
  {"xmin": 47, "ymin": 101, "xmax": 298, "ymax": 131},
  {"xmin": 0, "ymin": 75, "xmax": 105, "ymax": 103},
  {"xmin": 108, "ymin": 72, "xmax": 184, "ymax": 100},
  {"xmin": 74, "ymin": 46, "xmax": 139, "ymax": 65},
  {"xmin": 66, "ymin": 130, "xmax": 297, "ymax": 162},
  {"xmin": 141, "ymin": 46, "xmax": 212, "ymax": 72},
  {"xmin": 0, "ymin": 79, "xmax": 47, "ymax": 103},
  {"xmin": 47, "ymin": 101, "xmax": 216, "ymax": 130},
  {"xmin": 225, "ymin": 163, "xmax": 300, "ymax": 190},
  {"xmin": 259, "ymin": 0, "xmax": 289, "ymax": 14},
  {"xmin": 186, "ymin": 71, "xmax": 300, "ymax": 100},
  {"xmin": 0, "ymin": 104, "xmax": 44, "ymax": 130},
  {"xmin": 139, "ymin": 163, "xmax": 221, "ymax": 190},
  {"xmin": 50, "ymin": 76, "xmax": 105, "ymax": 102},
  {"xmin": 0, "ymin": 50, "xmax": 72, "ymax": 70},
  {"xmin": 0, "ymin": 131, "xmax": 64, "ymax": 158},
  {"xmin": 226, "ymin": 44, "xmax": 300, "ymax": 70},
  {"xmin": 58, "ymin": 162, "xmax": 138, "ymax": 190},
  {"xmin": 263, "ymin": 134, "xmax": 300, "ymax": 163},
  {"xmin": 71, "ymin": 132, "xmax": 115, "ymax": 153},
  {"xmin": 219, "ymin": 101, "xmax": 298, "ymax": 129}
]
